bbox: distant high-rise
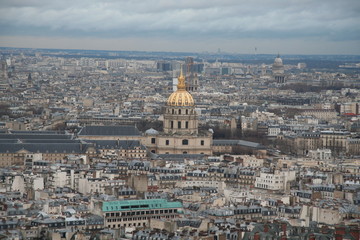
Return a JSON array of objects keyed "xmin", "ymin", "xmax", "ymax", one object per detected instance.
[
  {"xmin": 272, "ymin": 54, "xmax": 285, "ymax": 83},
  {"xmin": 185, "ymin": 57, "xmax": 199, "ymax": 92},
  {"xmin": 27, "ymin": 73, "xmax": 33, "ymax": 88},
  {"xmin": 1, "ymin": 60, "xmax": 8, "ymax": 80},
  {"xmin": 156, "ymin": 61, "xmax": 172, "ymax": 71},
  {"xmin": 0, "ymin": 59, "xmax": 10, "ymax": 91}
]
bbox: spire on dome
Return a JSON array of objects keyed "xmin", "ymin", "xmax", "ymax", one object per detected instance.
[{"xmin": 177, "ymin": 65, "xmax": 186, "ymax": 91}]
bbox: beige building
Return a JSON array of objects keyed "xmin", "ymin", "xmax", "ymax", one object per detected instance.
[
  {"xmin": 301, "ymin": 109, "xmax": 338, "ymax": 121},
  {"xmin": 347, "ymin": 138, "xmax": 360, "ymax": 155},
  {"xmin": 144, "ymin": 70, "xmax": 212, "ymax": 155},
  {"xmin": 255, "ymin": 170, "xmax": 296, "ymax": 192},
  {"xmin": 320, "ymin": 131, "xmax": 349, "ymax": 155},
  {"xmin": 280, "ymin": 131, "xmax": 352, "ymax": 157}
]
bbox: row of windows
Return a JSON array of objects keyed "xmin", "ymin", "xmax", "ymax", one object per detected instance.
[
  {"xmin": 105, "ymin": 209, "xmax": 177, "ymax": 217},
  {"xmin": 170, "ymin": 121, "xmax": 189, "ymax": 129},
  {"xmin": 108, "ymin": 222, "xmax": 146, "ymax": 228},
  {"xmin": 152, "ymin": 138, "xmax": 205, "ymax": 146},
  {"xmin": 107, "ymin": 216, "xmax": 175, "ymax": 229},
  {"xmin": 171, "ymin": 109, "xmax": 192, "ymax": 115},
  {"xmin": 107, "ymin": 217, "xmax": 147, "ymax": 222}
]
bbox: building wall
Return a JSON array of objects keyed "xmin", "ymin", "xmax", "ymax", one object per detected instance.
[
  {"xmin": 255, "ymin": 172, "xmax": 285, "ymax": 191},
  {"xmin": 302, "ymin": 110, "xmax": 338, "ymax": 121},
  {"xmin": 311, "ymin": 207, "xmax": 343, "ymax": 225},
  {"xmin": 104, "ymin": 208, "xmax": 180, "ymax": 229},
  {"xmin": 78, "ymin": 135, "xmax": 140, "ymax": 141},
  {"xmin": 78, "ymin": 178, "xmax": 125, "ymax": 195},
  {"xmin": 143, "ymin": 135, "xmax": 212, "ymax": 155}
]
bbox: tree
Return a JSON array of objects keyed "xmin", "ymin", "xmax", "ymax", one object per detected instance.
[{"xmin": 0, "ymin": 103, "xmax": 11, "ymax": 117}]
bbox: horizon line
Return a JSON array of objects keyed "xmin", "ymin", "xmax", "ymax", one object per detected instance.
[{"xmin": 1, "ymin": 46, "xmax": 360, "ymax": 57}]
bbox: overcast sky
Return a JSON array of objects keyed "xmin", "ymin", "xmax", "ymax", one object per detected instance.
[{"xmin": 0, "ymin": 0, "xmax": 359, "ymax": 54}]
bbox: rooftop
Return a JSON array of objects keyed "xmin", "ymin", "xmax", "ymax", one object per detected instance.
[
  {"xmin": 78, "ymin": 125, "xmax": 140, "ymax": 136},
  {"xmin": 102, "ymin": 199, "xmax": 182, "ymax": 212}
]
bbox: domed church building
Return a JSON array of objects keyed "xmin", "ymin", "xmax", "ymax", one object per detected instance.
[
  {"xmin": 143, "ymin": 68, "xmax": 212, "ymax": 155},
  {"xmin": 272, "ymin": 54, "xmax": 286, "ymax": 83}
]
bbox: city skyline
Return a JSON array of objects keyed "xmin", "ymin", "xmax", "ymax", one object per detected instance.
[{"xmin": 0, "ymin": 0, "xmax": 360, "ymax": 55}]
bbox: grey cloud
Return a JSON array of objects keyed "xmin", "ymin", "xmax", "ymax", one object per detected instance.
[
  {"xmin": 0, "ymin": 0, "xmax": 359, "ymax": 53},
  {"xmin": 1, "ymin": 0, "xmax": 359, "ymax": 35}
]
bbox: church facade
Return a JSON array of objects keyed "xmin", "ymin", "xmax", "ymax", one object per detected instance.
[{"xmin": 143, "ymin": 69, "xmax": 212, "ymax": 155}]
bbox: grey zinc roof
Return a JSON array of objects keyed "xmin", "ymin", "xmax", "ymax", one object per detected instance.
[
  {"xmin": 213, "ymin": 139, "xmax": 265, "ymax": 149},
  {"xmin": 10, "ymin": 130, "xmax": 61, "ymax": 134},
  {"xmin": 145, "ymin": 128, "xmax": 159, "ymax": 135},
  {"xmin": 0, "ymin": 134, "xmax": 72, "ymax": 140},
  {"xmin": 157, "ymin": 154, "xmax": 206, "ymax": 161},
  {"xmin": 78, "ymin": 125, "xmax": 140, "ymax": 136},
  {"xmin": 85, "ymin": 140, "xmax": 145, "ymax": 149},
  {"xmin": 0, "ymin": 143, "xmax": 91, "ymax": 154},
  {"xmin": 22, "ymin": 139, "xmax": 81, "ymax": 144}
]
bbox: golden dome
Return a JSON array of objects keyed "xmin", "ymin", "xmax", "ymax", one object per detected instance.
[{"xmin": 167, "ymin": 70, "xmax": 195, "ymax": 107}]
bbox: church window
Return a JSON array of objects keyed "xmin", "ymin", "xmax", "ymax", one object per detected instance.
[
  {"xmin": 186, "ymin": 109, "xmax": 188, "ymax": 114},
  {"xmin": 171, "ymin": 121, "xmax": 173, "ymax": 129},
  {"xmin": 172, "ymin": 109, "xmax": 174, "ymax": 114},
  {"xmin": 179, "ymin": 109, "xmax": 181, "ymax": 114},
  {"xmin": 201, "ymin": 140, "xmax": 204, "ymax": 145},
  {"xmin": 178, "ymin": 121, "xmax": 181, "ymax": 129},
  {"xmin": 151, "ymin": 138, "xmax": 156, "ymax": 144},
  {"xmin": 185, "ymin": 121, "xmax": 189, "ymax": 129},
  {"xmin": 182, "ymin": 139, "xmax": 188, "ymax": 145},
  {"xmin": 166, "ymin": 140, "xmax": 169, "ymax": 145}
]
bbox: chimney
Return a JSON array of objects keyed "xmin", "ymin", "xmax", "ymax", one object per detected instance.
[
  {"xmin": 321, "ymin": 225, "xmax": 329, "ymax": 234},
  {"xmin": 264, "ymin": 224, "xmax": 269, "ymax": 233},
  {"xmin": 335, "ymin": 225, "xmax": 345, "ymax": 236},
  {"xmin": 335, "ymin": 234, "xmax": 343, "ymax": 240},
  {"xmin": 281, "ymin": 222, "xmax": 287, "ymax": 236},
  {"xmin": 349, "ymin": 225, "xmax": 360, "ymax": 240},
  {"xmin": 309, "ymin": 233, "xmax": 316, "ymax": 240}
]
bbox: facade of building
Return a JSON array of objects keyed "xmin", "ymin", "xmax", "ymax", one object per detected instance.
[
  {"xmin": 272, "ymin": 54, "xmax": 285, "ymax": 84},
  {"xmin": 308, "ymin": 148, "xmax": 332, "ymax": 160},
  {"xmin": 100, "ymin": 199, "xmax": 183, "ymax": 228},
  {"xmin": 301, "ymin": 109, "xmax": 338, "ymax": 121},
  {"xmin": 144, "ymin": 70, "xmax": 212, "ymax": 155}
]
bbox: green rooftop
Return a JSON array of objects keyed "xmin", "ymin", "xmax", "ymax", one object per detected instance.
[{"xmin": 102, "ymin": 199, "xmax": 183, "ymax": 212}]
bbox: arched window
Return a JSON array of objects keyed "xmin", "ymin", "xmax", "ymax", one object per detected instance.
[
  {"xmin": 185, "ymin": 121, "xmax": 189, "ymax": 129},
  {"xmin": 182, "ymin": 139, "xmax": 188, "ymax": 145}
]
